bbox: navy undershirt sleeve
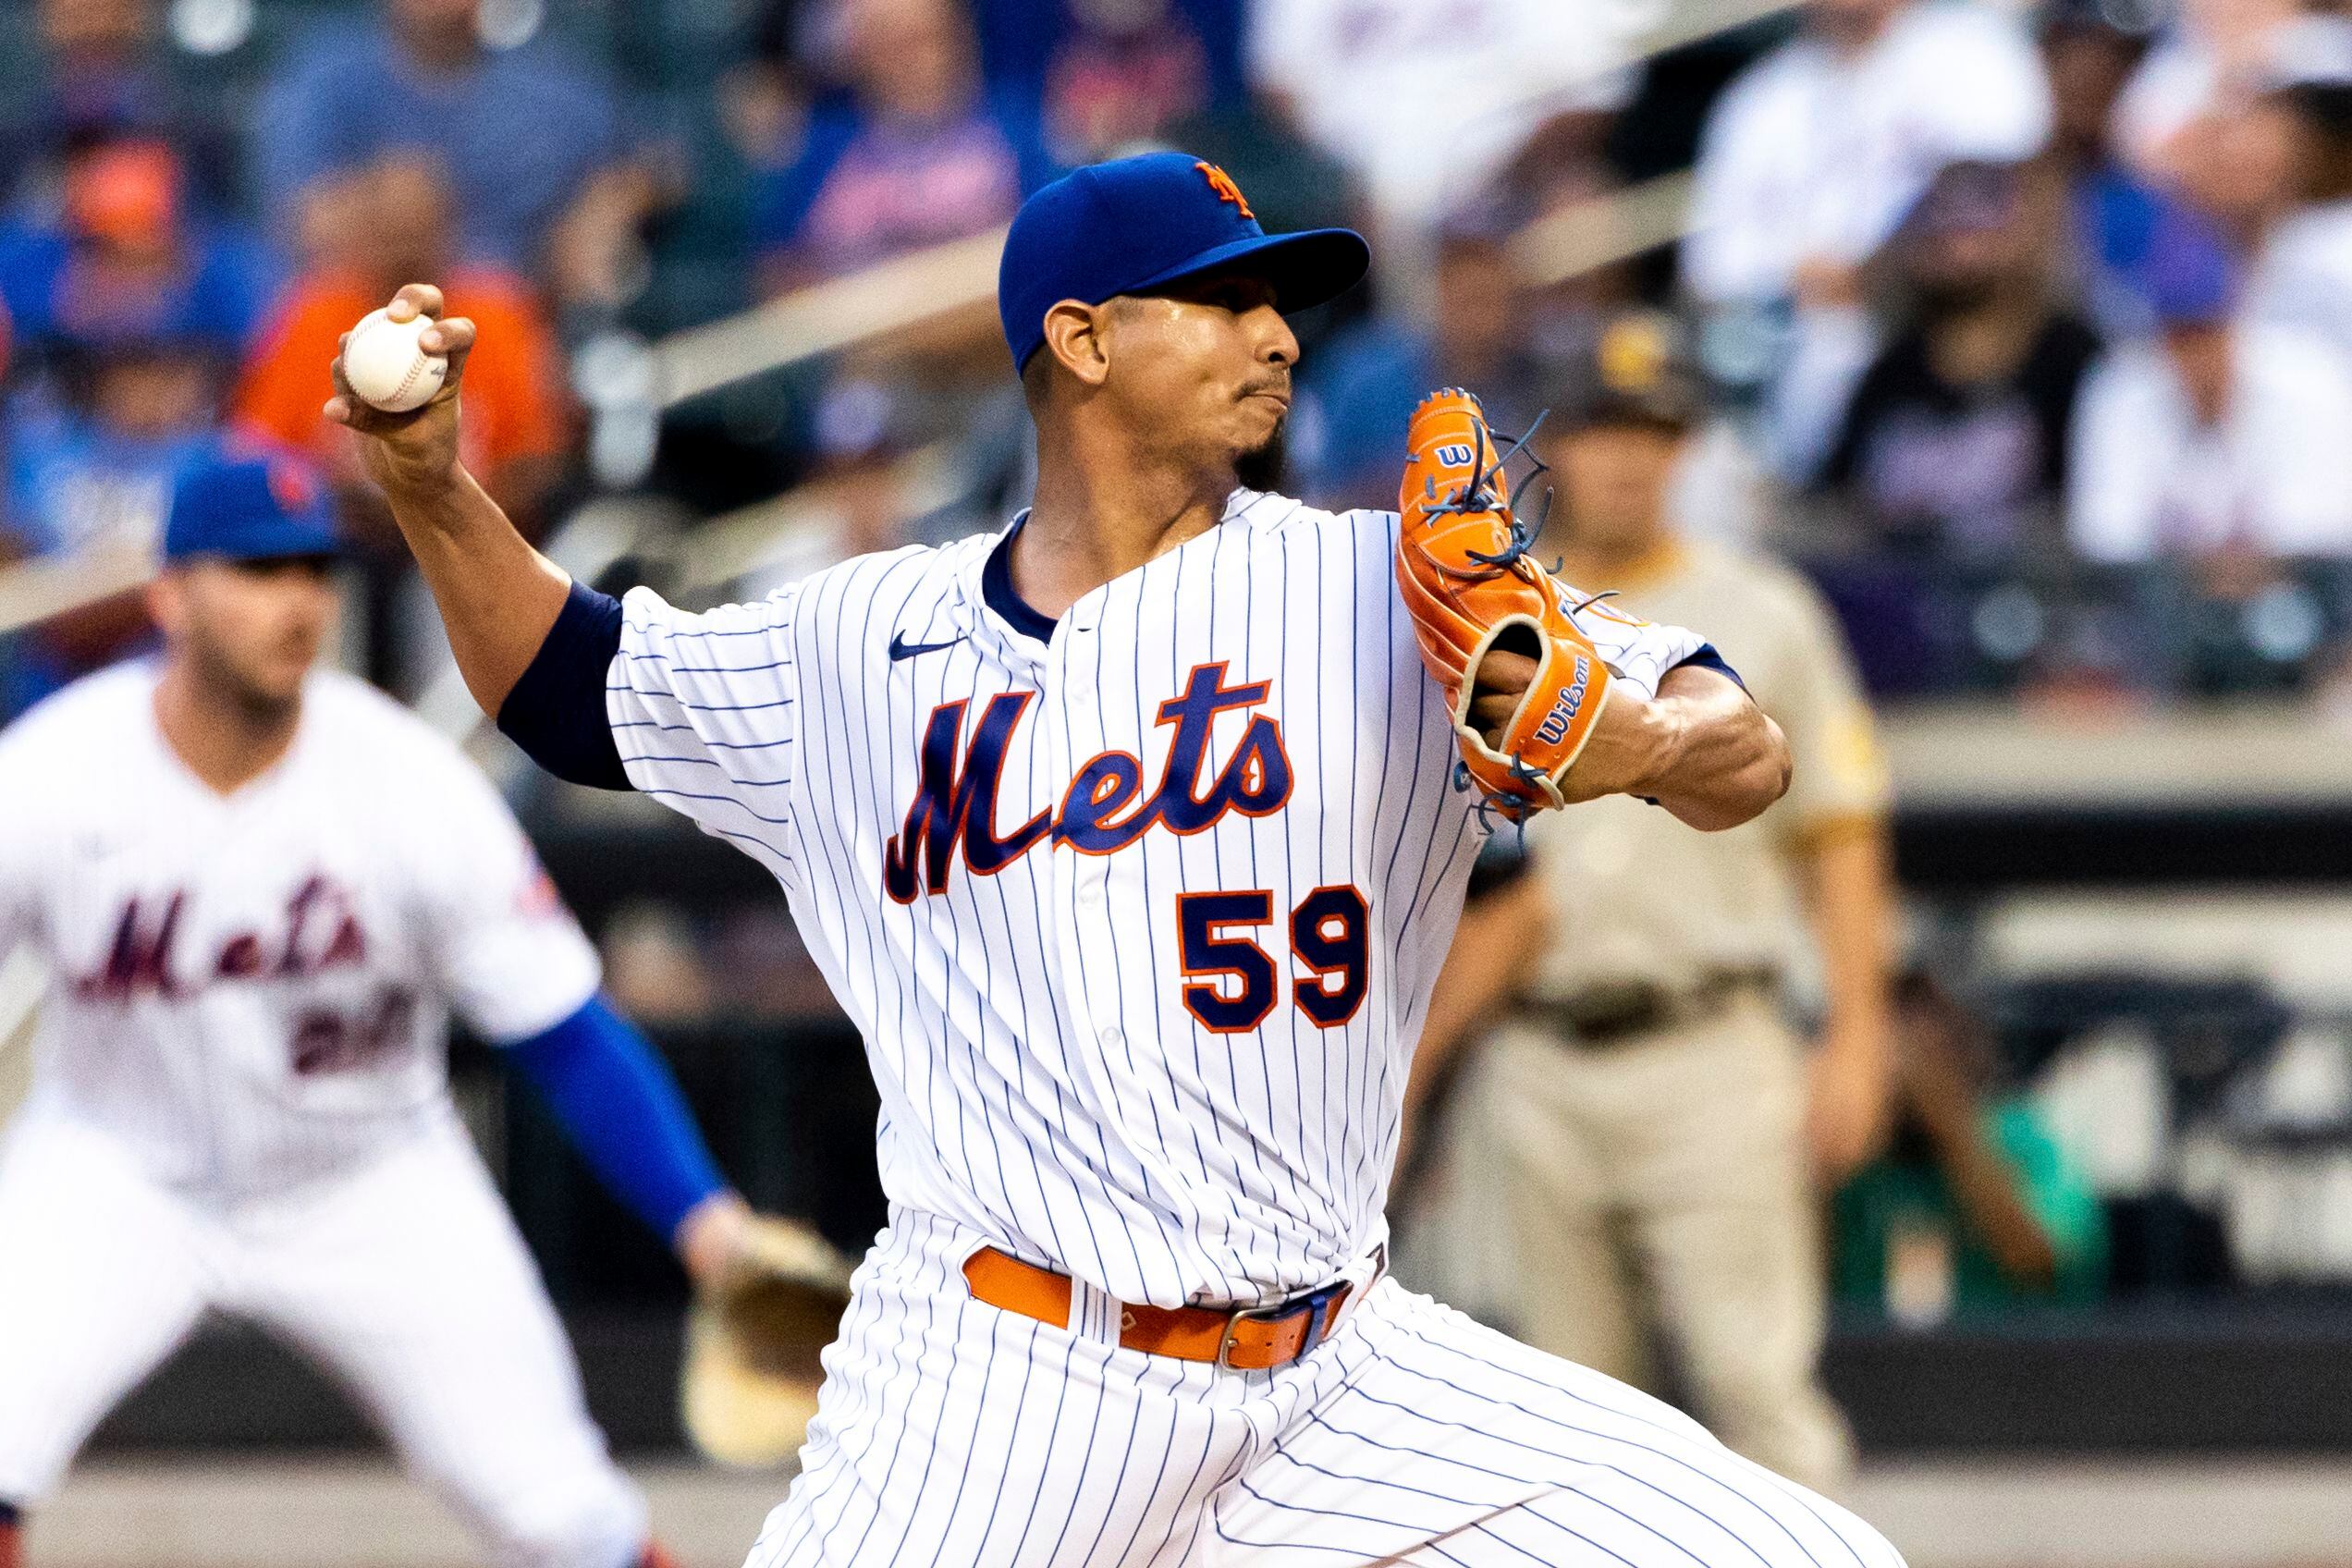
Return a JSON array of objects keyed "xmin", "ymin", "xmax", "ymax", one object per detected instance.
[
  {"xmin": 504, "ymin": 994, "xmax": 727, "ymax": 1243},
  {"xmin": 1675, "ymin": 643, "xmax": 1744, "ymax": 689},
  {"xmin": 496, "ymin": 579, "xmax": 631, "ymax": 790}
]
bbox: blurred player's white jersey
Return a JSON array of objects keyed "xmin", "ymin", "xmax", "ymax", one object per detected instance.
[
  {"xmin": 0, "ymin": 662, "xmax": 646, "ymax": 1564},
  {"xmin": 0, "ymin": 661, "xmax": 598, "ymax": 1193},
  {"xmin": 609, "ymin": 491, "xmax": 1704, "ymax": 1308}
]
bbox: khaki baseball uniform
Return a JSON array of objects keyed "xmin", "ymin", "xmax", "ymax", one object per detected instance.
[{"xmin": 1398, "ymin": 536, "xmax": 1889, "ymax": 1494}]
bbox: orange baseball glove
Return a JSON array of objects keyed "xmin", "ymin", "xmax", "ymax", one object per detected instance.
[{"xmin": 1397, "ymin": 388, "xmax": 1613, "ymax": 819}]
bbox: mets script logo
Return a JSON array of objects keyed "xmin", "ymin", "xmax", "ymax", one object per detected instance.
[
  {"xmin": 75, "ymin": 874, "xmax": 367, "ymax": 1002},
  {"xmin": 883, "ymin": 663, "xmax": 1292, "ymax": 902},
  {"xmin": 1195, "ymin": 161, "xmax": 1254, "ymax": 221},
  {"xmin": 74, "ymin": 875, "xmax": 419, "ymax": 1076},
  {"xmin": 1531, "ymin": 653, "xmax": 1593, "ymax": 748}
]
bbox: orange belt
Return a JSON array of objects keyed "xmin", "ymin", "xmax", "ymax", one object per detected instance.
[{"xmin": 962, "ymin": 1246, "xmax": 1374, "ymax": 1371}]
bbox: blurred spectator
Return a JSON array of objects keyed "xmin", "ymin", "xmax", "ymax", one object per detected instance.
[
  {"xmin": 1816, "ymin": 160, "xmax": 2101, "ymax": 562},
  {"xmin": 0, "ymin": 0, "xmax": 239, "ymax": 216},
  {"xmin": 2238, "ymin": 18, "xmax": 2352, "ymax": 367},
  {"xmin": 720, "ymin": 5, "xmax": 816, "ymax": 174},
  {"xmin": 1248, "ymin": 0, "xmax": 1635, "ymax": 285},
  {"xmin": 2069, "ymin": 208, "xmax": 2352, "ymax": 565},
  {"xmin": 1292, "ymin": 200, "xmax": 1543, "ymax": 508},
  {"xmin": 253, "ymin": 0, "xmax": 666, "ymax": 314},
  {"xmin": 0, "ymin": 138, "xmax": 274, "ymax": 387},
  {"xmin": 235, "ymin": 157, "xmax": 569, "ymax": 533},
  {"xmin": 2110, "ymin": 0, "xmax": 2297, "ymax": 210},
  {"xmin": 0, "ymin": 136, "xmax": 255, "ymax": 709},
  {"xmin": 2038, "ymin": 0, "xmax": 2168, "ymax": 334},
  {"xmin": 1397, "ymin": 312, "xmax": 1893, "ymax": 1494},
  {"xmin": 1042, "ymin": 0, "xmax": 1212, "ymax": 164},
  {"xmin": 3, "ymin": 336, "xmax": 214, "ymax": 557},
  {"xmin": 1685, "ymin": 0, "xmax": 2051, "ymax": 311},
  {"xmin": 1683, "ymin": 0, "xmax": 2050, "ymax": 475},
  {"xmin": 965, "ymin": 0, "xmax": 1245, "ymax": 100},
  {"xmin": 1832, "ymin": 972, "xmax": 2107, "ymax": 1319},
  {"xmin": 733, "ymin": 375, "xmax": 927, "ymax": 592},
  {"xmin": 601, "ymin": 903, "xmax": 717, "ymax": 1026},
  {"xmin": 0, "ymin": 326, "xmax": 222, "ymax": 712},
  {"xmin": 753, "ymin": 0, "xmax": 1054, "ymax": 288}
]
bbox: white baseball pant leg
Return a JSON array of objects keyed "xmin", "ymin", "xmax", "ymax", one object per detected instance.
[
  {"xmin": 227, "ymin": 1123, "xmax": 648, "ymax": 1568},
  {"xmin": 0, "ymin": 1110, "xmax": 214, "ymax": 1507},
  {"xmin": 742, "ymin": 1208, "xmax": 1905, "ymax": 1568},
  {"xmin": 1205, "ymin": 1280, "xmax": 1903, "ymax": 1567}
]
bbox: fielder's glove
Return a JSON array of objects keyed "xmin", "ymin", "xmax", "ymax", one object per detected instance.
[
  {"xmin": 680, "ymin": 1214, "xmax": 855, "ymax": 1469},
  {"xmin": 1396, "ymin": 387, "xmax": 1614, "ymax": 820}
]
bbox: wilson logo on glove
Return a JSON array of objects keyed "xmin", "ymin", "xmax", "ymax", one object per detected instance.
[{"xmin": 1531, "ymin": 655, "xmax": 1593, "ymax": 749}]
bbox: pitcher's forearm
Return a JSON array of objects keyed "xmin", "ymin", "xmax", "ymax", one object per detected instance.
[
  {"xmin": 385, "ymin": 461, "xmax": 571, "ymax": 717},
  {"xmin": 1636, "ymin": 665, "xmax": 1792, "ymax": 830}
]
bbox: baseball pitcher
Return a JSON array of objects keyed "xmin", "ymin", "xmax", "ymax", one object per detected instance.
[{"xmin": 336, "ymin": 153, "xmax": 1905, "ymax": 1567}]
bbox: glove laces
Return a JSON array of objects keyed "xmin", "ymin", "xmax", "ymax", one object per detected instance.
[{"xmin": 1417, "ymin": 405, "xmax": 1556, "ymax": 577}]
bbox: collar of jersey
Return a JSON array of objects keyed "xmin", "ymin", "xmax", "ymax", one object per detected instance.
[
  {"xmin": 981, "ymin": 511, "xmax": 1060, "ymax": 644},
  {"xmin": 977, "ymin": 490, "xmax": 1266, "ymax": 648}
]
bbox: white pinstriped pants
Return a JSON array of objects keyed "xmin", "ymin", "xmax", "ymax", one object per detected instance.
[{"xmin": 745, "ymin": 1207, "xmax": 1905, "ymax": 1567}]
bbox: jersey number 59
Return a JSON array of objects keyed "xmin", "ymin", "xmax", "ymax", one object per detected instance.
[{"xmin": 1175, "ymin": 887, "xmax": 1369, "ymax": 1034}]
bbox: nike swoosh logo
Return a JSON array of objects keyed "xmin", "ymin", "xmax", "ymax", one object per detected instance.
[{"xmin": 888, "ymin": 631, "xmax": 967, "ymax": 661}]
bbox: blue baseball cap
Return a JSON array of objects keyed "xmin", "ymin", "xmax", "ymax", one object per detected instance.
[
  {"xmin": 998, "ymin": 151, "xmax": 1369, "ymax": 373},
  {"xmin": 162, "ymin": 452, "xmax": 340, "ymax": 565}
]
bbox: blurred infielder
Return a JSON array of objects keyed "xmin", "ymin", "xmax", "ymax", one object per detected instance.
[
  {"xmin": 338, "ymin": 153, "xmax": 1906, "ymax": 1565},
  {"xmin": 0, "ymin": 452, "xmax": 842, "ymax": 1568}
]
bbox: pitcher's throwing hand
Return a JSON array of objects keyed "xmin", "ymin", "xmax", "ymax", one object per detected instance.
[{"xmin": 326, "ymin": 284, "xmax": 476, "ymax": 494}]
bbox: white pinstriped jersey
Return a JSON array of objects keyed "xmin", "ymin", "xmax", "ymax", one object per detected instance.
[
  {"xmin": 610, "ymin": 489, "xmax": 1707, "ymax": 1308},
  {"xmin": 0, "ymin": 663, "xmax": 601, "ymax": 1197}
]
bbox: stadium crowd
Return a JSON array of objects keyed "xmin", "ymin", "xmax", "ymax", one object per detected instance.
[
  {"xmin": 9, "ymin": 0, "xmax": 2352, "ymax": 708},
  {"xmin": 2, "ymin": 0, "xmax": 2349, "ymax": 1355}
]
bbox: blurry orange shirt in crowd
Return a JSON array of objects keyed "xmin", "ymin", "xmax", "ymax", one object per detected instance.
[{"xmin": 233, "ymin": 270, "xmax": 567, "ymax": 484}]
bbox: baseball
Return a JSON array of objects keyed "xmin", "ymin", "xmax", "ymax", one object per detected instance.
[{"xmin": 341, "ymin": 307, "xmax": 448, "ymax": 413}]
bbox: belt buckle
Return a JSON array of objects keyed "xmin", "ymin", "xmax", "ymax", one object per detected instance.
[{"xmin": 1216, "ymin": 1284, "xmax": 1340, "ymax": 1372}]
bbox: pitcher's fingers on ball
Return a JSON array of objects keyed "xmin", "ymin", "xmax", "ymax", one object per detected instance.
[
  {"xmin": 418, "ymin": 314, "xmax": 476, "ymax": 359},
  {"xmin": 415, "ymin": 313, "xmax": 477, "ymax": 396},
  {"xmin": 385, "ymin": 282, "xmax": 446, "ymax": 324}
]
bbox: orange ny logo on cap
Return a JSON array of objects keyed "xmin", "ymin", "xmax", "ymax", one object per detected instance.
[
  {"xmin": 1195, "ymin": 161, "xmax": 1254, "ymax": 221},
  {"xmin": 267, "ymin": 459, "xmax": 316, "ymax": 515}
]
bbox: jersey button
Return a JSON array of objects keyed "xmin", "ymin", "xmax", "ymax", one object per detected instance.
[
  {"xmin": 1100, "ymin": 1024, "xmax": 1125, "ymax": 1048},
  {"xmin": 1077, "ymin": 879, "xmax": 1104, "ymax": 907}
]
